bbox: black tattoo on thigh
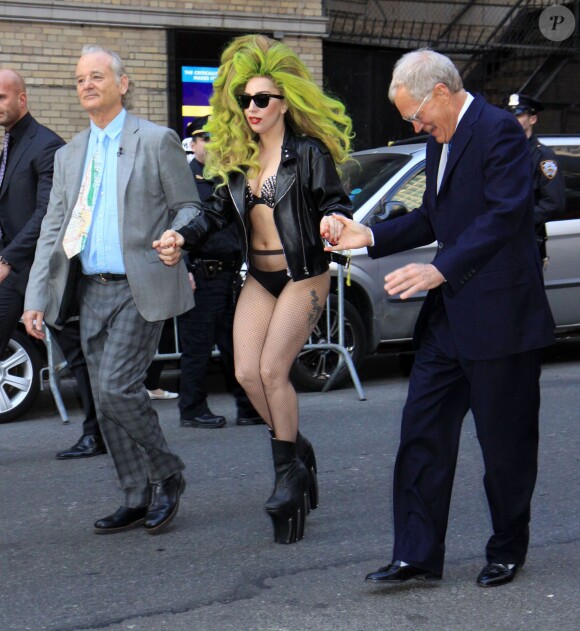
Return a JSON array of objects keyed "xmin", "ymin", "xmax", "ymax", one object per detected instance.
[{"xmin": 307, "ymin": 290, "xmax": 323, "ymax": 327}]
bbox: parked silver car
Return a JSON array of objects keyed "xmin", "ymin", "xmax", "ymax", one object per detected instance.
[
  {"xmin": 292, "ymin": 135, "xmax": 580, "ymax": 390},
  {"xmin": 2, "ymin": 139, "xmax": 578, "ymax": 417}
]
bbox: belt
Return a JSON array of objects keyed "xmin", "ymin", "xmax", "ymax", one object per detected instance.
[
  {"xmin": 85, "ymin": 273, "xmax": 128, "ymax": 282},
  {"xmin": 191, "ymin": 259, "xmax": 238, "ymax": 278}
]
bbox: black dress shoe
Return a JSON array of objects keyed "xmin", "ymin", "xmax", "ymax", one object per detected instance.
[
  {"xmin": 94, "ymin": 506, "xmax": 147, "ymax": 534},
  {"xmin": 180, "ymin": 412, "xmax": 226, "ymax": 428},
  {"xmin": 365, "ymin": 561, "xmax": 442, "ymax": 583},
  {"xmin": 144, "ymin": 472, "xmax": 186, "ymax": 534},
  {"xmin": 236, "ymin": 411, "xmax": 266, "ymax": 426},
  {"xmin": 56, "ymin": 434, "xmax": 107, "ymax": 460},
  {"xmin": 477, "ymin": 562, "xmax": 521, "ymax": 587}
]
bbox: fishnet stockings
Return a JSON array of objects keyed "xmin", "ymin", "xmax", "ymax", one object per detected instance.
[{"xmin": 233, "ymin": 253, "xmax": 330, "ymax": 442}]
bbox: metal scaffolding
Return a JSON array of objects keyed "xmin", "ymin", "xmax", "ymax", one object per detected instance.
[{"xmin": 326, "ymin": 0, "xmax": 579, "ymax": 106}]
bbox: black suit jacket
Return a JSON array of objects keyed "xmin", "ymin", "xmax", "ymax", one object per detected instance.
[
  {"xmin": 369, "ymin": 94, "xmax": 554, "ymax": 360},
  {"xmin": 0, "ymin": 112, "xmax": 65, "ymax": 293}
]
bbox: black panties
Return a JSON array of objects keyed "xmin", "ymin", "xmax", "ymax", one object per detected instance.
[{"xmin": 248, "ymin": 266, "xmax": 290, "ymax": 298}]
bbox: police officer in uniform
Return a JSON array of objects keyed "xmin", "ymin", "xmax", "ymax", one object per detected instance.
[
  {"xmin": 505, "ymin": 94, "xmax": 566, "ymax": 267},
  {"xmin": 178, "ymin": 116, "xmax": 264, "ymax": 428}
]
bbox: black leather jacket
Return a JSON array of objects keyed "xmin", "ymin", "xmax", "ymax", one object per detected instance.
[{"xmin": 177, "ymin": 126, "xmax": 353, "ymax": 281}]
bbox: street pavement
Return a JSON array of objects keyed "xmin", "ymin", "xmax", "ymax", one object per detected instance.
[{"xmin": 1, "ymin": 342, "xmax": 579, "ymax": 631}]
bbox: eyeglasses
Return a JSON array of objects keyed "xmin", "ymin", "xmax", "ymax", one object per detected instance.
[
  {"xmin": 403, "ymin": 89, "xmax": 434, "ymax": 123},
  {"xmin": 236, "ymin": 93, "xmax": 284, "ymax": 110}
]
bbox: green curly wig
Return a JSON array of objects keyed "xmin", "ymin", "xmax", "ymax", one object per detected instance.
[{"xmin": 204, "ymin": 34, "xmax": 353, "ymax": 184}]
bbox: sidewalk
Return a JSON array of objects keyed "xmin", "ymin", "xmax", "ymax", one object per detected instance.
[{"xmin": 1, "ymin": 352, "xmax": 578, "ymax": 631}]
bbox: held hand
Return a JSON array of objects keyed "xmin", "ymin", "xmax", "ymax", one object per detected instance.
[
  {"xmin": 320, "ymin": 215, "xmax": 345, "ymax": 245},
  {"xmin": 22, "ymin": 310, "xmax": 46, "ymax": 340},
  {"xmin": 323, "ymin": 214, "xmax": 373, "ymax": 251},
  {"xmin": 384, "ymin": 263, "xmax": 445, "ymax": 300},
  {"xmin": 152, "ymin": 230, "xmax": 185, "ymax": 267}
]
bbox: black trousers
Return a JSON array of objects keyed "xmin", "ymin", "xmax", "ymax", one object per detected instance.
[
  {"xmin": 0, "ymin": 274, "xmax": 24, "ymax": 360},
  {"xmin": 0, "ymin": 272, "xmax": 98, "ymax": 435},
  {"xmin": 178, "ymin": 269, "xmax": 253, "ymax": 419},
  {"xmin": 392, "ymin": 302, "xmax": 541, "ymax": 574}
]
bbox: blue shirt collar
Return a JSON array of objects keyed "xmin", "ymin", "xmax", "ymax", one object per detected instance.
[{"xmin": 89, "ymin": 108, "xmax": 126, "ymax": 141}]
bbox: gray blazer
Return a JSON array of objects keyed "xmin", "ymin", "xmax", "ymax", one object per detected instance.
[{"xmin": 25, "ymin": 112, "xmax": 199, "ymax": 325}]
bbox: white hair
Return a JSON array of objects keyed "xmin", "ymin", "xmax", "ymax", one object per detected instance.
[
  {"xmin": 80, "ymin": 44, "xmax": 134, "ymax": 110},
  {"xmin": 388, "ymin": 48, "xmax": 463, "ymax": 103}
]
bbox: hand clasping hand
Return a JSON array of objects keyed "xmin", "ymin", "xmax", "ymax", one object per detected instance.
[
  {"xmin": 153, "ymin": 230, "xmax": 185, "ymax": 267},
  {"xmin": 322, "ymin": 214, "xmax": 374, "ymax": 252}
]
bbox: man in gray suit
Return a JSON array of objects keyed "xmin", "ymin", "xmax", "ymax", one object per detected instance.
[{"xmin": 23, "ymin": 45, "xmax": 200, "ymax": 535}]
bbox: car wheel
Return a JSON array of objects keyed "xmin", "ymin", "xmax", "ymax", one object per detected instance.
[
  {"xmin": 0, "ymin": 329, "xmax": 43, "ymax": 423},
  {"xmin": 291, "ymin": 294, "xmax": 366, "ymax": 391}
]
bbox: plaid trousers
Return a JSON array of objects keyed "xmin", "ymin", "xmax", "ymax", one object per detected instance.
[{"xmin": 79, "ymin": 276, "xmax": 184, "ymax": 507}]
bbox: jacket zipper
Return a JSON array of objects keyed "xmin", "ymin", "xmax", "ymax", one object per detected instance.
[
  {"xmin": 227, "ymin": 182, "xmax": 249, "ymax": 265},
  {"xmin": 294, "ymin": 182, "xmax": 309, "ymax": 276},
  {"xmin": 273, "ymin": 175, "xmax": 301, "ymax": 277}
]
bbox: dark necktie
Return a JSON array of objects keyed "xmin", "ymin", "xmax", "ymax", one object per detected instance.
[
  {"xmin": 0, "ymin": 132, "xmax": 9, "ymax": 242},
  {"xmin": 0, "ymin": 132, "xmax": 10, "ymax": 189}
]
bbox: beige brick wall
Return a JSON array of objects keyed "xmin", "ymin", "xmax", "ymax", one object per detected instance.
[
  {"xmin": 0, "ymin": 21, "xmax": 167, "ymax": 140},
  {"xmin": 284, "ymin": 36, "xmax": 324, "ymax": 86},
  {"xmin": 0, "ymin": 2, "xmax": 326, "ymax": 140},
  {"xmin": 30, "ymin": 0, "xmax": 322, "ymax": 16}
]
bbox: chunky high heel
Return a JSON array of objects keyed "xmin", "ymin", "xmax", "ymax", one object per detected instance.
[
  {"xmin": 268, "ymin": 428, "xmax": 319, "ymax": 513},
  {"xmin": 296, "ymin": 431, "xmax": 319, "ymax": 511},
  {"xmin": 265, "ymin": 438, "xmax": 309, "ymax": 544}
]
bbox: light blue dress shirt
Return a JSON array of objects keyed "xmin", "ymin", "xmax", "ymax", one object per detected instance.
[{"xmin": 80, "ymin": 109, "xmax": 126, "ymax": 275}]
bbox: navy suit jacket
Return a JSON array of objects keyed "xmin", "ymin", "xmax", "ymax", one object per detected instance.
[
  {"xmin": 369, "ymin": 94, "xmax": 554, "ymax": 360},
  {"xmin": 0, "ymin": 113, "xmax": 65, "ymax": 293}
]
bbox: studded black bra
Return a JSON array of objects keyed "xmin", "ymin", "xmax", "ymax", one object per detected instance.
[{"xmin": 246, "ymin": 175, "xmax": 276, "ymax": 209}]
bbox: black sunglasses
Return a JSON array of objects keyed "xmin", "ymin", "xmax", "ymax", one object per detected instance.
[{"xmin": 236, "ymin": 93, "xmax": 284, "ymax": 110}]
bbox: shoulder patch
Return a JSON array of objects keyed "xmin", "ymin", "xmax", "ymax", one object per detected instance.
[{"xmin": 540, "ymin": 160, "xmax": 558, "ymax": 180}]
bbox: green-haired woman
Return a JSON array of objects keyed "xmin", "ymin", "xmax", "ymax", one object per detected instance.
[{"xmin": 155, "ymin": 34, "xmax": 353, "ymax": 544}]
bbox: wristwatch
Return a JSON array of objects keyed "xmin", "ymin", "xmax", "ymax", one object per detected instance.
[{"xmin": 0, "ymin": 255, "xmax": 10, "ymax": 266}]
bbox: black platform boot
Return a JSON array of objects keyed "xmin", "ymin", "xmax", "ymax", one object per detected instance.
[
  {"xmin": 265, "ymin": 438, "xmax": 309, "ymax": 544},
  {"xmin": 296, "ymin": 431, "xmax": 319, "ymax": 512},
  {"xmin": 267, "ymin": 427, "xmax": 319, "ymax": 513}
]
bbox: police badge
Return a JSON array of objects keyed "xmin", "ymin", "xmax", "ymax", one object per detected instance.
[{"xmin": 540, "ymin": 160, "xmax": 558, "ymax": 180}]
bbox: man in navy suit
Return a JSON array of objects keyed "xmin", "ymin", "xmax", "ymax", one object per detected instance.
[
  {"xmin": 0, "ymin": 69, "xmax": 105, "ymax": 458},
  {"xmin": 326, "ymin": 49, "xmax": 554, "ymax": 587}
]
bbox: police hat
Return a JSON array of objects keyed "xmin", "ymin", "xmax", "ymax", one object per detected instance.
[
  {"xmin": 504, "ymin": 94, "xmax": 544, "ymax": 116},
  {"xmin": 186, "ymin": 116, "xmax": 210, "ymax": 139}
]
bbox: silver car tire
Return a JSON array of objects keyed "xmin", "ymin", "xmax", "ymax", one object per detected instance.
[
  {"xmin": 291, "ymin": 294, "xmax": 366, "ymax": 392},
  {"xmin": 0, "ymin": 329, "xmax": 42, "ymax": 423}
]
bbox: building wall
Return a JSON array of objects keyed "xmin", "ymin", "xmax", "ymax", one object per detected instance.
[
  {"xmin": 0, "ymin": 21, "xmax": 169, "ymax": 139},
  {"xmin": 0, "ymin": 1, "xmax": 326, "ymax": 140}
]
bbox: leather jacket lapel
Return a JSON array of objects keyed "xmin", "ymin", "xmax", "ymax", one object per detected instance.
[
  {"xmin": 227, "ymin": 170, "xmax": 247, "ymax": 222},
  {"xmin": 276, "ymin": 128, "xmax": 297, "ymax": 203}
]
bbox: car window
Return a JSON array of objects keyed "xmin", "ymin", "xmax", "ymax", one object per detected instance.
[
  {"xmin": 391, "ymin": 169, "xmax": 426, "ymax": 211},
  {"xmin": 549, "ymin": 145, "xmax": 580, "ymax": 220},
  {"xmin": 342, "ymin": 153, "xmax": 411, "ymax": 212}
]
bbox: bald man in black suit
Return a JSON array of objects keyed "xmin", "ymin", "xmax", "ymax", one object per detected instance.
[{"xmin": 0, "ymin": 69, "xmax": 105, "ymax": 458}]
